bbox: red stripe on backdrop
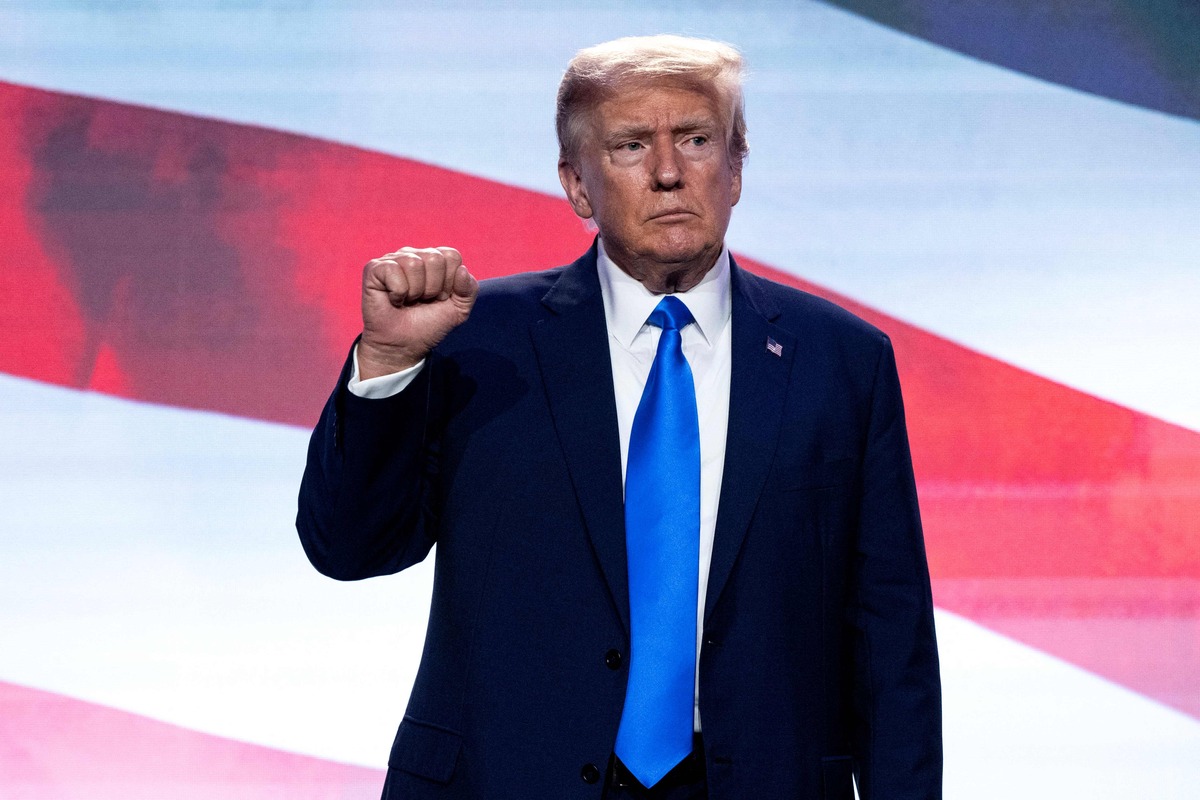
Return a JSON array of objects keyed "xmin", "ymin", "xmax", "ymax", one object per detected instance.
[
  {"xmin": 0, "ymin": 681, "xmax": 383, "ymax": 799},
  {"xmin": 1, "ymin": 81, "xmax": 1197, "ymax": 717},
  {"xmin": 743, "ymin": 261, "xmax": 1200, "ymax": 717},
  {"xmin": 0, "ymin": 80, "xmax": 593, "ymax": 427}
]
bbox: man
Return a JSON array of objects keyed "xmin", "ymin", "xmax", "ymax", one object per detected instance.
[{"xmin": 298, "ymin": 35, "xmax": 941, "ymax": 800}]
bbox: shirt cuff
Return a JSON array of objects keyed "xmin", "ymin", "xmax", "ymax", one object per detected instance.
[{"xmin": 348, "ymin": 344, "xmax": 425, "ymax": 399}]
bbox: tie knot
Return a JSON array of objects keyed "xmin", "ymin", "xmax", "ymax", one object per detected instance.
[{"xmin": 647, "ymin": 296, "xmax": 695, "ymax": 333}]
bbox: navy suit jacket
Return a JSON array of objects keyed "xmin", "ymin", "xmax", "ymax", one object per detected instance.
[{"xmin": 297, "ymin": 244, "xmax": 941, "ymax": 799}]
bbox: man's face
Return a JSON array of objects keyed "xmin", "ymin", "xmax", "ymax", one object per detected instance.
[{"xmin": 558, "ymin": 83, "xmax": 742, "ymax": 293}]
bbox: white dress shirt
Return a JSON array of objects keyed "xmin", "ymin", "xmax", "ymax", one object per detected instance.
[{"xmin": 348, "ymin": 238, "xmax": 733, "ymax": 730}]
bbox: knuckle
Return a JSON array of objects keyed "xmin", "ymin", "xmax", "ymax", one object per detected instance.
[
  {"xmin": 436, "ymin": 246, "xmax": 462, "ymax": 266},
  {"xmin": 364, "ymin": 258, "xmax": 394, "ymax": 284}
]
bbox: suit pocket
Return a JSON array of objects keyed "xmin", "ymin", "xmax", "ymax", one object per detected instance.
[
  {"xmin": 821, "ymin": 755, "xmax": 854, "ymax": 800},
  {"xmin": 388, "ymin": 716, "xmax": 462, "ymax": 784}
]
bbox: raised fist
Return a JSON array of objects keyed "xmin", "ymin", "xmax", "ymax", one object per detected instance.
[{"xmin": 358, "ymin": 246, "xmax": 479, "ymax": 379}]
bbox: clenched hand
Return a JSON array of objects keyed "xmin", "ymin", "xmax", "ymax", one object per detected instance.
[{"xmin": 357, "ymin": 246, "xmax": 479, "ymax": 379}]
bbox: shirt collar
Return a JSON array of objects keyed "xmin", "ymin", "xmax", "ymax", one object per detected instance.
[{"xmin": 596, "ymin": 237, "xmax": 731, "ymax": 350}]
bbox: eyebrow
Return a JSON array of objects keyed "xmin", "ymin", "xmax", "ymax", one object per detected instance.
[{"xmin": 603, "ymin": 116, "xmax": 718, "ymax": 145}]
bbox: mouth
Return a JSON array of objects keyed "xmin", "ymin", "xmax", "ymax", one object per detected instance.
[{"xmin": 649, "ymin": 209, "xmax": 695, "ymax": 222}]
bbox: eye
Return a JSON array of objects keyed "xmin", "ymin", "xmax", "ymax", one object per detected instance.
[
  {"xmin": 688, "ymin": 135, "xmax": 708, "ymax": 146},
  {"xmin": 622, "ymin": 141, "xmax": 643, "ymax": 152}
]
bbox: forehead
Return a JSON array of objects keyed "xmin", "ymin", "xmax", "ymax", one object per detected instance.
[{"xmin": 588, "ymin": 82, "xmax": 722, "ymax": 135}]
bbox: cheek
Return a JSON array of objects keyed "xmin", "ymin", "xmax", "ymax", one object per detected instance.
[{"xmin": 601, "ymin": 180, "xmax": 642, "ymax": 221}]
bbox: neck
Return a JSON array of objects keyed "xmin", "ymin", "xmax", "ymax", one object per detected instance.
[{"xmin": 605, "ymin": 241, "xmax": 722, "ymax": 295}]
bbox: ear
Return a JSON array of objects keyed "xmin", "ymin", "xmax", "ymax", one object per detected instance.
[
  {"xmin": 558, "ymin": 159, "xmax": 593, "ymax": 219},
  {"xmin": 729, "ymin": 163, "xmax": 742, "ymax": 208}
]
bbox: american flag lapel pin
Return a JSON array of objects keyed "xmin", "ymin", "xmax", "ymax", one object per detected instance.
[{"xmin": 766, "ymin": 337, "xmax": 783, "ymax": 357}]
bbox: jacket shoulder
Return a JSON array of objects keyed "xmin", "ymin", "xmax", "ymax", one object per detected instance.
[
  {"xmin": 469, "ymin": 267, "xmax": 566, "ymax": 322},
  {"xmin": 434, "ymin": 266, "xmax": 571, "ymax": 358},
  {"xmin": 741, "ymin": 268, "xmax": 890, "ymax": 349}
]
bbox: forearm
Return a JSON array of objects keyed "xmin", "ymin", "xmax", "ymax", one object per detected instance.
[{"xmin": 296, "ymin": 347, "xmax": 440, "ymax": 581}]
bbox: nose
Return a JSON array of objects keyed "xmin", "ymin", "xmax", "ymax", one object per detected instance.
[{"xmin": 650, "ymin": 138, "xmax": 682, "ymax": 190}]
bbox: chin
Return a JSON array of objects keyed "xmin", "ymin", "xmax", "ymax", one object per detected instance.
[{"xmin": 647, "ymin": 237, "xmax": 713, "ymax": 266}]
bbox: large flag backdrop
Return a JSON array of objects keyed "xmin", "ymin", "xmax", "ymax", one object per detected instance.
[{"xmin": 1, "ymin": 1, "xmax": 1198, "ymax": 797}]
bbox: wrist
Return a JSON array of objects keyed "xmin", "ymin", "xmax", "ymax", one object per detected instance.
[{"xmin": 357, "ymin": 338, "xmax": 426, "ymax": 379}]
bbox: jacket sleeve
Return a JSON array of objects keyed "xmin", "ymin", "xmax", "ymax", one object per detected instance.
[
  {"xmin": 851, "ymin": 336, "xmax": 943, "ymax": 799},
  {"xmin": 296, "ymin": 342, "xmax": 442, "ymax": 581}
]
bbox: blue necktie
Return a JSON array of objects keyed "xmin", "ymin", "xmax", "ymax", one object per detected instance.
[{"xmin": 614, "ymin": 296, "xmax": 700, "ymax": 788}]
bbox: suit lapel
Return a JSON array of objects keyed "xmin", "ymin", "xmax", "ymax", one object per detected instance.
[
  {"xmin": 529, "ymin": 246, "xmax": 630, "ymax": 633},
  {"xmin": 704, "ymin": 260, "xmax": 796, "ymax": 624}
]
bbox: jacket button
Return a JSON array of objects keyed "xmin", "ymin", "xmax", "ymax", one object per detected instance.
[
  {"xmin": 581, "ymin": 763, "xmax": 600, "ymax": 784},
  {"xmin": 604, "ymin": 648, "xmax": 623, "ymax": 670}
]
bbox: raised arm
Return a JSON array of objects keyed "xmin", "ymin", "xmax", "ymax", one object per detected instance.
[{"xmin": 296, "ymin": 247, "xmax": 478, "ymax": 581}]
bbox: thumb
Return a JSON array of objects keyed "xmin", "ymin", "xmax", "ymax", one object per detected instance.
[{"xmin": 452, "ymin": 264, "xmax": 479, "ymax": 305}]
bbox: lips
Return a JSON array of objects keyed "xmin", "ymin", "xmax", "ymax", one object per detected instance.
[{"xmin": 650, "ymin": 209, "xmax": 695, "ymax": 221}]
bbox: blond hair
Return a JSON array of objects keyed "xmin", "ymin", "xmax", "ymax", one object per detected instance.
[{"xmin": 556, "ymin": 34, "xmax": 748, "ymax": 170}]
